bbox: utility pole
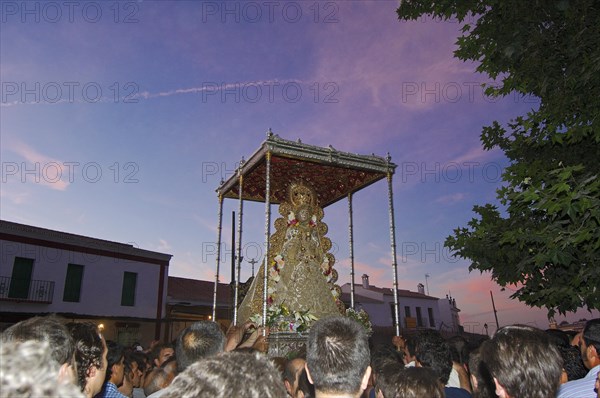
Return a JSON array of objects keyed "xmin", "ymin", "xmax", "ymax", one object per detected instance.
[{"xmin": 490, "ymin": 290, "xmax": 500, "ymax": 330}]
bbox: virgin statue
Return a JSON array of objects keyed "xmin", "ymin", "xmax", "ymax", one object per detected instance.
[{"xmin": 237, "ymin": 182, "xmax": 343, "ymax": 327}]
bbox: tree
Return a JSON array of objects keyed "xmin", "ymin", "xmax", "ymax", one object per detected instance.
[{"xmin": 397, "ymin": 1, "xmax": 600, "ymax": 317}]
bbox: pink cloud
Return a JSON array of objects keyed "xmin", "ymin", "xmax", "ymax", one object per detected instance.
[
  {"xmin": 3, "ymin": 137, "xmax": 70, "ymax": 191},
  {"xmin": 434, "ymin": 192, "xmax": 466, "ymax": 205}
]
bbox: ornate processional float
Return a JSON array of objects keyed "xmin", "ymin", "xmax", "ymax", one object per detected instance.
[{"xmin": 212, "ymin": 131, "xmax": 400, "ymax": 355}]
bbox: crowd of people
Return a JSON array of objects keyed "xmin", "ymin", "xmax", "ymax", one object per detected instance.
[{"xmin": 0, "ymin": 314, "xmax": 598, "ymax": 398}]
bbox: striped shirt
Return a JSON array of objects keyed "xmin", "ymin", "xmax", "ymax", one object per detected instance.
[{"xmin": 557, "ymin": 364, "xmax": 600, "ymax": 398}]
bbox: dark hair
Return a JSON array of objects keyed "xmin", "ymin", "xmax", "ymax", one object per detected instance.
[
  {"xmin": 468, "ymin": 346, "xmax": 496, "ymax": 398},
  {"xmin": 545, "ymin": 329, "xmax": 571, "ymax": 347},
  {"xmin": 375, "ymin": 362, "xmax": 403, "ymax": 398},
  {"xmin": 404, "ymin": 335, "xmax": 417, "ymax": 358},
  {"xmin": 175, "ymin": 321, "xmax": 225, "ymax": 372},
  {"xmin": 447, "ymin": 335, "xmax": 470, "ymax": 365},
  {"xmin": 2, "ymin": 315, "xmax": 74, "ymax": 366},
  {"xmin": 151, "ymin": 342, "xmax": 174, "ymax": 366},
  {"xmin": 162, "ymin": 351, "xmax": 287, "ymax": 398},
  {"xmin": 386, "ymin": 367, "xmax": 444, "ymax": 398},
  {"xmin": 127, "ymin": 351, "xmax": 147, "ymax": 372},
  {"xmin": 583, "ymin": 318, "xmax": 600, "ymax": 353},
  {"xmin": 480, "ymin": 325, "xmax": 562, "ymax": 398},
  {"xmin": 557, "ymin": 345, "xmax": 587, "ymax": 381},
  {"xmin": 414, "ymin": 330, "xmax": 452, "ymax": 384},
  {"xmin": 296, "ymin": 368, "xmax": 315, "ymax": 398},
  {"xmin": 306, "ymin": 316, "xmax": 370, "ymax": 395},
  {"xmin": 370, "ymin": 344, "xmax": 404, "ymax": 375},
  {"xmin": 105, "ymin": 340, "xmax": 124, "ymax": 382},
  {"xmin": 67, "ymin": 322, "xmax": 105, "ymax": 392}
]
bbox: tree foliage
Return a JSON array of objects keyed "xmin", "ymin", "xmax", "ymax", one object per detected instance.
[{"xmin": 397, "ymin": 1, "xmax": 600, "ymax": 316}]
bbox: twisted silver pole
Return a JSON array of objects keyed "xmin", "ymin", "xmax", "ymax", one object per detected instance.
[
  {"xmin": 262, "ymin": 151, "xmax": 272, "ymax": 336},
  {"xmin": 212, "ymin": 193, "xmax": 224, "ymax": 321},
  {"xmin": 348, "ymin": 193, "xmax": 355, "ymax": 310},
  {"xmin": 387, "ymin": 170, "xmax": 400, "ymax": 336},
  {"xmin": 233, "ymin": 167, "xmax": 244, "ymax": 325}
]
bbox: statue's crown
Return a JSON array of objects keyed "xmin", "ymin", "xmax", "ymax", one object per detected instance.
[{"xmin": 288, "ymin": 182, "xmax": 317, "ymax": 207}]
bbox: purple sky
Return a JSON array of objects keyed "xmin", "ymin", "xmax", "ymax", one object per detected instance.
[{"xmin": 1, "ymin": 1, "xmax": 597, "ymax": 333}]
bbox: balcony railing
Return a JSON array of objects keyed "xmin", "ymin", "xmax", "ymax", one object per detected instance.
[{"xmin": 0, "ymin": 276, "xmax": 54, "ymax": 303}]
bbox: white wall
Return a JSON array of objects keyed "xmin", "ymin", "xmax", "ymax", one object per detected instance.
[{"xmin": 0, "ymin": 239, "xmax": 165, "ymax": 319}]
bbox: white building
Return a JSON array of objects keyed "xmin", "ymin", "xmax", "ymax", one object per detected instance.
[
  {"xmin": 0, "ymin": 220, "xmax": 171, "ymax": 346},
  {"xmin": 341, "ymin": 274, "xmax": 462, "ymax": 334}
]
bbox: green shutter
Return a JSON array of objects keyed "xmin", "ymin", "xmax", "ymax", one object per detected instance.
[
  {"xmin": 8, "ymin": 257, "xmax": 34, "ymax": 299},
  {"xmin": 121, "ymin": 272, "xmax": 137, "ymax": 306},
  {"xmin": 63, "ymin": 264, "xmax": 84, "ymax": 302}
]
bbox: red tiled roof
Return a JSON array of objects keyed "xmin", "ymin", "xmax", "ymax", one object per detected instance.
[{"xmin": 167, "ymin": 276, "xmax": 232, "ymax": 305}]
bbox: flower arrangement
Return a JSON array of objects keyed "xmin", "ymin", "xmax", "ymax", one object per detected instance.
[
  {"xmin": 249, "ymin": 303, "xmax": 317, "ymax": 333},
  {"xmin": 345, "ymin": 308, "xmax": 373, "ymax": 335}
]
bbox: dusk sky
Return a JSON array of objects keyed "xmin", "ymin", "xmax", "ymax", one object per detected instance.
[{"xmin": 2, "ymin": 0, "xmax": 597, "ymax": 333}]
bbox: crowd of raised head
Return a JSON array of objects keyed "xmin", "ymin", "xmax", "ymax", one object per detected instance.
[{"xmin": 1, "ymin": 315, "xmax": 598, "ymax": 398}]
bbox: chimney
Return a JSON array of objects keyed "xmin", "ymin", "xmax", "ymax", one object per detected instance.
[
  {"xmin": 361, "ymin": 274, "xmax": 369, "ymax": 289},
  {"xmin": 417, "ymin": 283, "xmax": 425, "ymax": 294}
]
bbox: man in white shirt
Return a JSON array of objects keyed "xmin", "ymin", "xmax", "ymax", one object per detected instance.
[{"xmin": 558, "ymin": 318, "xmax": 600, "ymax": 398}]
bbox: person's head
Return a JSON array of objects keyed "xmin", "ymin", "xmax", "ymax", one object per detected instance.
[
  {"xmin": 296, "ymin": 368, "xmax": 315, "ymax": 398},
  {"xmin": 447, "ymin": 335, "xmax": 470, "ymax": 365},
  {"xmin": 369, "ymin": 344, "xmax": 404, "ymax": 397},
  {"xmin": 175, "ymin": 320, "xmax": 225, "ymax": 372},
  {"xmin": 105, "ymin": 340, "xmax": 125, "ymax": 386},
  {"xmin": 306, "ymin": 316, "xmax": 371, "ymax": 397},
  {"xmin": 480, "ymin": 324, "xmax": 562, "ymax": 398},
  {"xmin": 152, "ymin": 343, "xmax": 175, "ymax": 368},
  {"xmin": 413, "ymin": 330, "xmax": 452, "ymax": 385},
  {"xmin": 2, "ymin": 315, "xmax": 76, "ymax": 384},
  {"xmin": 118, "ymin": 361, "xmax": 134, "ymax": 398},
  {"xmin": 373, "ymin": 362, "xmax": 403, "ymax": 398},
  {"xmin": 125, "ymin": 351, "xmax": 146, "ymax": 388},
  {"xmin": 385, "ymin": 367, "xmax": 444, "ymax": 398},
  {"xmin": 545, "ymin": 329, "xmax": 571, "ymax": 347},
  {"xmin": 283, "ymin": 357, "xmax": 306, "ymax": 397},
  {"xmin": 556, "ymin": 344, "xmax": 587, "ymax": 383},
  {"xmin": 162, "ymin": 351, "xmax": 287, "ymax": 398},
  {"xmin": 0, "ymin": 339, "xmax": 84, "ymax": 398},
  {"xmin": 403, "ymin": 335, "xmax": 417, "ymax": 365},
  {"xmin": 581, "ymin": 318, "xmax": 600, "ymax": 370},
  {"xmin": 468, "ymin": 346, "xmax": 496, "ymax": 398},
  {"xmin": 144, "ymin": 367, "xmax": 175, "ymax": 396},
  {"xmin": 67, "ymin": 322, "xmax": 108, "ymax": 398}
]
